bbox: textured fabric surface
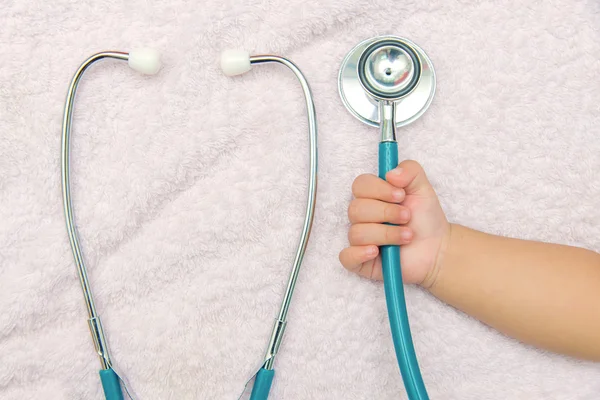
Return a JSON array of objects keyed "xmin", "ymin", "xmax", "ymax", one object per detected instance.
[{"xmin": 1, "ymin": 1, "xmax": 599, "ymax": 399}]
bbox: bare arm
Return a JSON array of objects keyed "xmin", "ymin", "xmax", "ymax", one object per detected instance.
[
  {"xmin": 430, "ymin": 224, "xmax": 600, "ymax": 361},
  {"xmin": 340, "ymin": 160, "xmax": 600, "ymax": 361}
]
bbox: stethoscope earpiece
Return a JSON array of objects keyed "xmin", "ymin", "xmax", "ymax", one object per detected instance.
[
  {"xmin": 220, "ymin": 49, "xmax": 252, "ymax": 76},
  {"xmin": 128, "ymin": 48, "xmax": 162, "ymax": 75}
]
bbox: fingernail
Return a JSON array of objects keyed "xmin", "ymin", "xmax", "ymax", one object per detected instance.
[
  {"xmin": 392, "ymin": 189, "xmax": 405, "ymax": 202},
  {"xmin": 401, "ymin": 230, "xmax": 413, "ymax": 240},
  {"xmin": 400, "ymin": 210, "xmax": 410, "ymax": 221},
  {"xmin": 388, "ymin": 167, "xmax": 403, "ymax": 176},
  {"xmin": 366, "ymin": 246, "xmax": 378, "ymax": 256}
]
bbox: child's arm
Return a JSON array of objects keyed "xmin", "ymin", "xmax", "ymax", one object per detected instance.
[
  {"xmin": 432, "ymin": 224, "xmax": 600, "ymax": 361},
  {"xmin": 339, "ymin": 160, "xmax": 600, "ymax": 361}
]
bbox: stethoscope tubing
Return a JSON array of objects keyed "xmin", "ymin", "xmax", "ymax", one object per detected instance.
[
  {"xmin": 249, "ymin": 368, "xmax": 275, "ymax": 399},
  {"xmin": 379, "ymin": 141, "xmax": 429, "ymax": 400}
]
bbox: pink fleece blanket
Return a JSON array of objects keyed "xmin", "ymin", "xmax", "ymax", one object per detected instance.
[{"xmin": 1, "ymin": 0, "xmax": 599, "ymax": 398}]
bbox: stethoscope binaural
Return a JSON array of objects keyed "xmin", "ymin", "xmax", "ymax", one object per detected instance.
[
  {"xmin": 60, "ymin": 48, "xmax": 317, "ymax": 400},
  {"xmin": 339, "ymin": 36, "xmax": 436, "ymax": 399}
]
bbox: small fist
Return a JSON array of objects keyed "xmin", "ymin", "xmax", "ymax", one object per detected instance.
[{"xmin": 339, "ymin": 160, "xmax": 449, "ymax": 286}]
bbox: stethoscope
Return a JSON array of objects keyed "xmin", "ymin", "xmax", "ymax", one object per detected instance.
[
  {"xmin": 60, "ymin": 48, "xmax": 317, "ymax": 400},
  {"xmin": 338, "ymin": 35, "xmax": 436, "ymax": 399},
  {"xmin": 61, "ymin": 35, "xmax": 432, "ymax": 400}
]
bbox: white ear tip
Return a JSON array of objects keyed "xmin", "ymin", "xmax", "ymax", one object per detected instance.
[
  {"xmin": 128, "ymin": 48, "xmax": 161, "ymax": 75},
  {"xmin": 221, "ymin": 49, "xmax": 251, "ymax": 76}
]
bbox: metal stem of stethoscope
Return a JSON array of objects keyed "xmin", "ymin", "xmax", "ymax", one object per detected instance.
[
  {"xmin": 250, "ymin": 55, "xmax": 318, "ymax": 371},
  {"xmin": 61, "ymin": 50, "xmax": 160, "ymax": 400},
  {"xmin": 221, "ymin": 51, "xmax": 318, "ymax": 399},
  {"xmin": 62, "ymin": 52, "xmax": 129, "ymax": 371}
]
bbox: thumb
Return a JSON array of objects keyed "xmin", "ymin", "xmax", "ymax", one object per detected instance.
[{"xmin": 385, "ymin": 160, "xmax": 434, "ymax": 195}]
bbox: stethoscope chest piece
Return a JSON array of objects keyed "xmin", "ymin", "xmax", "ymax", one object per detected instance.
[{"xmin": 338, "ymin": 35, "xmax": 436, "ymax": 128}]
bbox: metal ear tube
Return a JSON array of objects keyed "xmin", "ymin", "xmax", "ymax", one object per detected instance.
[
  {"xmin": 221, "ymin": 50, "xmax": 318, "ymax": 400},
  {"xmin": 61, "ymin": 49, "xmax": 161, "ymax": 400}
]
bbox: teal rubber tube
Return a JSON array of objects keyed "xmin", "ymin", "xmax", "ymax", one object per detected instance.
[
  {"xmin": 249, "ymin": 368, "xmax": 275, "ymax": 400},
  {"xmin": 378, "ymin": 141, "xmax": 429, "ymax": 400},
  {"xmin": 99, "ymin": 368, "xmax": 124, "ymax": 400}
]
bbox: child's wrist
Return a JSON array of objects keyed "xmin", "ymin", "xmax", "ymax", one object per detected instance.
[{"xmin": 420, "ymin": 222, "xmax": 454, "ymax": 289}]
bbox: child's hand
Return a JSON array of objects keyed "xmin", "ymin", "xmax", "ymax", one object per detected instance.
[{"xmin": 339, "ymin": 160, "xmax": 450, "ymax": 287}]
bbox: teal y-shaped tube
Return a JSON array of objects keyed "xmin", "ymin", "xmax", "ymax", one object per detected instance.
[
  {"xmin": 249, "ymin": 368, "xmax": 275, "ymax": 400},
  {"xmin": 99, "ymin": 368, "xmax": 124, "ymax": 400},
  {"xmin": 378, "ymin": 141, "xmax": 429, "ymax": 400}
]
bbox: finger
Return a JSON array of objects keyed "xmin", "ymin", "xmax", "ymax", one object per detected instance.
[
  {"xmin": 348, "ymin": 199, "xmax": 411, "ymax": 224},
  {"xmin": 339, "ymin": 245, "xmax": 378, "ymax": 270},
  {"xmin": 352, "ymin": 173, "xmax": 405, "ymax": 203},
  {"xmin": 385, "ymin": 160, "xmax": 434, "ymax": 196},
  {"xmin": 348, "ymin": 223, "xmax": 413, "ymax": 246},
  {"xmin": 339, "ymin": 246, "xmax": 383, "ymax": 280}
]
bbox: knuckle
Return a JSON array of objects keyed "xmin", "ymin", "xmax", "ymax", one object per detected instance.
[
  {"xmin": 384, "ymin": 226, "xmax": 392, "ymax": 243},
  {"xmin": 352, "ymin": 174, "xmax": 373, "ymax": 196},
  {"xmin": 338, "ymin": 250, "xmax": 346, "ymax": 265},
  {"xmin": 382, "ymin": 203, "xmax": 396, "ymax": 222},
  {"xmin": 351, "ymin": 176, "xmax": 363, "ymax": 195},
  {"xmin": 348, "ymin": 225, "xmax": 362, "ymax": 244},
  {"xmin": 347, "ymin": 200, "xmax": 360, "ymax": 222},
  {"xmin": 384, "ymin": 225, "xmax": 400, "ymax": 244}
]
